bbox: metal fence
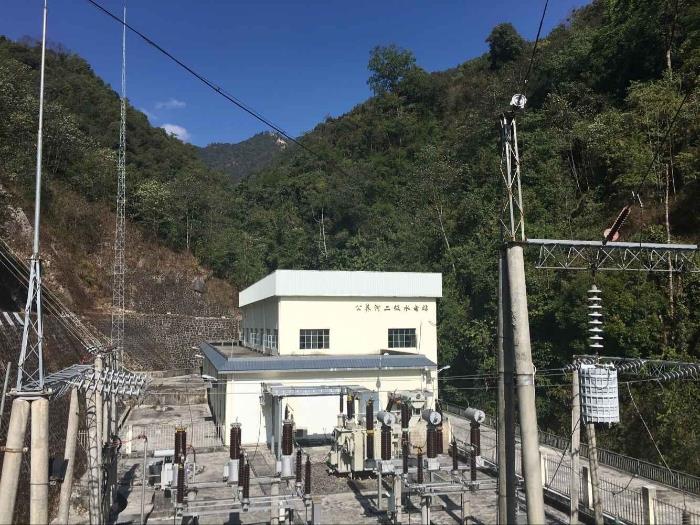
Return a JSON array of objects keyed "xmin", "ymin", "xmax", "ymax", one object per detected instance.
[
  {"xmin": 120, "ymin": 421, "xmax": 226, "ymax": 454},
  {"xmin": 654, "ymin": 496, "xmax": 700, "ymax": 525},
  {"xmin": 442, "ymin": 401, "xmax": 700, "ymax": 495}
]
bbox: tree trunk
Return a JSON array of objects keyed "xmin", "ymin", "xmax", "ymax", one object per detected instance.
[
  {"xmin": 186, "ymin": 212, "xmax": 190, "ymax": 252},
  {"xmin": 665, "ymin": 162, "xmax": 674, "ymax": 320},
  {"xmin": 319, "ymin": 207, "xmax": 328, "ymax": 261},
  {"xmin": 436, "ymin": 204, "xmax": 457, "ymax": 276},
  {"xmin": 666, "ymin": 0, "xmax": 679, "ymax": 76}
]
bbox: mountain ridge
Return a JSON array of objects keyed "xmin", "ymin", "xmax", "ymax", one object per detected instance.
[{"xmin": 197, "ymin": 131, "xmax": 288, "ymax": 182}]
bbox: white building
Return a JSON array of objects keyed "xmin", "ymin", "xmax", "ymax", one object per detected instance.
[{"xmin": 201, "ymin": 270, "xmax": 442, "ymax": 453}]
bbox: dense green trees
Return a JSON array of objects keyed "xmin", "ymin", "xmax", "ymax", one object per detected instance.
[
  {"xmin": 486, "ymin": 23, "xmax": 525, "ymax": 69},
  {"xmin": 367, "ymin": 44, "xmax": 418, "ymax": 95}
]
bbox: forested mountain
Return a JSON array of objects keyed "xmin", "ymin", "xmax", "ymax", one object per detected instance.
[
  {"xmin": 198, "ymin": 131, "xmax": 287, "ymax": 182},
  {"xmin": 198, "ymin": 0, "xmax": 700, "ymax": 472},
  {"xmin": 1, "ymin": 0, "xmax": 699, "ymax": 473}
]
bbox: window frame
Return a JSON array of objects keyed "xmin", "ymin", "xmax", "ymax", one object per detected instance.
[
  {"xmin": 299, "ymin": 329, "xmax": 330, "ymax": 350},
  {"xmin": 388, "ymin": 328, "xmax": 417, "ymax": 349}
]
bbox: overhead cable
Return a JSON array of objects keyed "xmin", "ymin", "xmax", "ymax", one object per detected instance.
[
  {"xmin": 84, "ymin": 0, "xmax": 353, "ymax": 179},
  {"xmin": 520, "ymin": 0, "xmax": 549, "ymax": 93}
]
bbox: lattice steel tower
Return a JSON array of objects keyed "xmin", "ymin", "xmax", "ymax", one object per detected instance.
[{"xmin": 111, "ymin": 5, "xmax": 127, "ymax": 367}]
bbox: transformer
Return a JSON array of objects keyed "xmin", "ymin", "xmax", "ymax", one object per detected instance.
[
  {"xmin": 327, "ymin": 389, "xmax": 453, "ymax": 475},
  {"xmin": 328, "ymin": 422, "xmax": 373, "ymax": 474}
]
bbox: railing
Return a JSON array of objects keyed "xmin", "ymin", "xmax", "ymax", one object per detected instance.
[
  {"xmin": 456, "ymin": 423, "xmax": 700, "ymax": 525},
  {"xmin": 442, "ymin": 401, "xmax": 700, "ymax": 495},
  {"xmin": 78, "ymin": 421, "xmax": 226, "ymax": 454},
  {"xmin": 597, "ymin": 477, "xmax": 645, "ymax": 524},
  {"xmin": 120, "ymin": 421, "xmax": 226, "ymax": 454},
  {"xmin": 654, "ymin": 497, "xmax": 700, "ymax": 525}
]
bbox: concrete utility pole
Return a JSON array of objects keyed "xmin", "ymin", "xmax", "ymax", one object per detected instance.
[
  {"xmin": 507, "ymin": 244, "xmax": 545, "ymax": 524},
  {"xmin": 497, "ymin": 253, "xmax": 517, "ymax": 524},
  {"xmin": 0, "ymin": 399, "xmax": 30, "ymax": 518},
  {"xmin": 498, "ymin": 105, "xmax": 545, "ymax": 524},
  {"xmin": 58, "ymin": 388, "xmax": 79, "ymax": 524},
  {"xmin": 497, "ymin": 254, "xmax": 507, "ymax": 524},
  {"xmin": 587, "ymin": 423, "xmax": 603, "ymax": 525},
  {"xmin": 140, "ymin": 435, "xmax": 147, "ymax": 525},
  {"xmin": 86, "ymin": 388, "xmax": 102, "ymax": 524},
  {"xmin": 30, "ymin": 397, "xmax": 49, "ymax": 525},
  {"xmin": 570, "ymin": 371, "xmax": 581, "ymax": 524}
]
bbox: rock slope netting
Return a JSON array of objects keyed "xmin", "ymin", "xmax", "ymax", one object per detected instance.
[
  {"xmin": 91, "ymin": 313, "xmax": 238, "ymax": 370},
  {"xmin": 0, "ymin": 190, "xmax": 238, "ymax": 523}
]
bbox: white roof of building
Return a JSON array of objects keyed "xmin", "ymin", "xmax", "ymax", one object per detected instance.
[{"xmin": 239, "ymin": 270, "xmax": 442, "ymax": 307}]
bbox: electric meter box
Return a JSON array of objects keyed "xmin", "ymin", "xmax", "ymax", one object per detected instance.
[{"xmin": 579, "ymin": 363, "xmax": 619, "ymax": 424}]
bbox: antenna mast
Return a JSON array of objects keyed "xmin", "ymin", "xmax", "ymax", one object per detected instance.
[
  {"xmin": 111, "ymin": 5, "xmax": 127, "ymax": 368},
  {"xmin": 16, "ymin": 0, "xmax": 49, "ymax": 394}
]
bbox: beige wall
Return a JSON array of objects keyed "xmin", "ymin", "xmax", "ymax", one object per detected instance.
[
  {"xmin": 241, "ymin": 297, "xmax": 279, "ymax": 352},
  {"xmin": 219, "ymin": 368, "xmax": 438, "ymax": 445},
  {"xmin": 276, "ymin": 296, "xmax": 437, "ymax": 360}
]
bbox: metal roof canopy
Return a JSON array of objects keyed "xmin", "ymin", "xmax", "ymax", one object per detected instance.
[
  {"xmin": 263, "ymin": 383, "xmax": 371, "ymax": 397},
  {"xmin": 201, "ymin": 343, "xmax": 437, "ymax": 373},
  {"xmin": 239, "ymin": 269, "xmax": 442, "ymax": 307}
]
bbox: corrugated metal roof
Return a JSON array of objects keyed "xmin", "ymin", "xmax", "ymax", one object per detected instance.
[
  {"xmin": 263, "ymin": 384, "xmax": 370, "ymax": 397},
  {"xmin": 239, "ymin": 270, "xmax": 442, "ymax": 307},
  {"xmin": 200, "ymin": 342, "xmax": 436, "ymax": 374}
]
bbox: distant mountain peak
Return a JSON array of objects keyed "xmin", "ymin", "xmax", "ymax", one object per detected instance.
[{"xmin": 198, "ymin": 132, "xmax": 287, "ymax": 182}]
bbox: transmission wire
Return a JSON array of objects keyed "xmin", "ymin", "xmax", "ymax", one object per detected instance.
[{"xmin": 84, "ymin": 0, "xmax": 355, "ymax": 180}]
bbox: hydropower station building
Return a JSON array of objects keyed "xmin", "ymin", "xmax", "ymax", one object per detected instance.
[{"xmin": 201, "ymin": 270, "xmax": 442, "ymax": 454}]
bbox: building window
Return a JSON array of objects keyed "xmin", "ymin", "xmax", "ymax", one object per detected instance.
[
  {"xmin": 300, "ymin": 329, "xmax": 329, "ymax": 349},
  {"xmin": 388, "ymin": 328, "xmax": 416, "ymax": 348}
]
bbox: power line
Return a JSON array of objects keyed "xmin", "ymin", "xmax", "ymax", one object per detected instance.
[
  {"xmin": 84, "ymin": 0, "xmax": 353, "ymax": 179},
  {"xmin": 520, "ymin": 0, "xmax": 549, "ymax": 93}
]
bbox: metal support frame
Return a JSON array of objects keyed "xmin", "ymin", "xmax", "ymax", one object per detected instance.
[
  {"xmin": 23, "ymin": 363, "xmax": 148, "ymax": 399},
  {"xmin": 16, "ymin": 0, "xmax": 49, "ymax": 395},
  {"xmin": 527, "ymin": 239, "xmax": 699, "ymax": 272},
  {"xmin": 111, "ymin": 5, "xmax": 127, "ymax": 369},
  {"xmin": 571, "ymin": 355, "xmax": 700, "ymax": 380},
  {"xmin": 499, "ymin": 113, "xmax": 525, "ymax": 242}
]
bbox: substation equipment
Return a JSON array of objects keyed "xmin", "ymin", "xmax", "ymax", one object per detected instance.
[
  {"xmin": 147, "ymin": 421, "xmax": 317, "ymax": 524},
  {"xmin": 328, "ymin": 387, "xmax": 492, "ymax": 524}
]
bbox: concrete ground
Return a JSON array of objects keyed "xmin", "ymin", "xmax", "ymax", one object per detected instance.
[
  {"xmin": 112, "ymin": 444, "xmax": 568, "ymax": 525},
  {"xmin": 63, "ymin": 369, "xmax": 700, "ymax": 524},
  {"xmin": 109, "ymin": 395, "xmax": 566, "ymax": 524}
]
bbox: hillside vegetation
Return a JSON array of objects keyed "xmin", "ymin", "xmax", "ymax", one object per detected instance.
[
  {"xmin": 0, "ymin": 0, "xmax": 699, "ymax": 473},
  {"xmin": 200, "ymin": 0, "xmax": 700, "ymax": 471},
  {"xmin": 198, "ymin": 131, "xmax": 288, "ymax": 182}
]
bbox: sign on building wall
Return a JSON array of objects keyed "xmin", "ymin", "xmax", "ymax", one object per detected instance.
[{"xmin": 355, "ymin": 303, "xmax": 430, "ymax": 312}]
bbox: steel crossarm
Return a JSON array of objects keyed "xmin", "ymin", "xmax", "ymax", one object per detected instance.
[
  {"xmin": 525, "ymin": 239, "xmax": 699, "ymax": 272},
  {"xmin": 571, "ymin": 355, "xmax": 700, "ymax": 381}
]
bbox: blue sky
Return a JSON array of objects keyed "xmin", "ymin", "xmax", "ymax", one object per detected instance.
[{"xmin": 2, "ymin": 1, "xmax": 590, "ymax": 147}]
